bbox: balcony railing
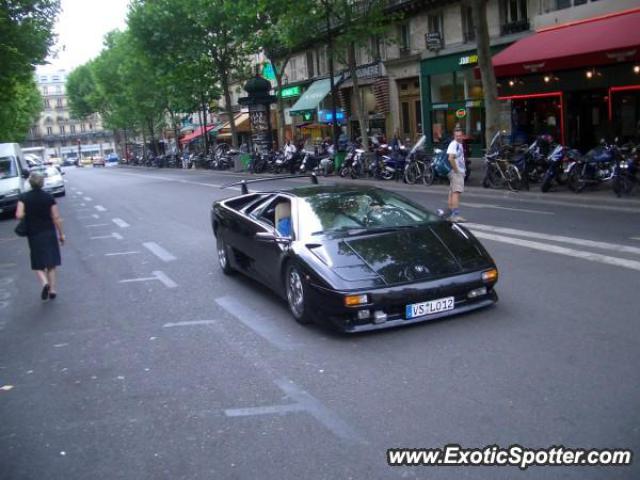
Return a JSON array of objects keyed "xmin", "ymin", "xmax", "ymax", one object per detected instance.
[
  {"xmin": 500, "ymin": 19, "xmax": 530, "ymax": 36},
  {"xmin": 463, "ymin": 29, "xmax": 475, "ymax": 43}
]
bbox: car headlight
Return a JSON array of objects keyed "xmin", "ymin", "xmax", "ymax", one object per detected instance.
[{"xmin": 619, "ymin": 161, "xmax": 628, "ymax": 169}]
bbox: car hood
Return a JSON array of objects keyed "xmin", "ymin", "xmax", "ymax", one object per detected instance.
[{"xmin": 312, "ymin": 223, "xmax": 491, "ymax": 285}]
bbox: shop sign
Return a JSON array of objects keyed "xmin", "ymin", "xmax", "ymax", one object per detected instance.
[
  {"xmin": 279, "ymin": 85, "xmax": 301, "ymax": 98},
  {"xmin": 425, "ymin": 32, "xmax": 443, "ymax": 52},
  {"xmin": 318, "ymin": 109, "xmax": 346, "ymax": 124},
  {"xmin": 343, "ymin": 62, "xmax": 381, "ymax": 81},
  {"xmin": 465, "ymin": 100, "xmax": 482, "ymax": 108},
  {"xmin": 432, "ymin": 103, "xmax": 449, "ymax": 110},
  {"xmin": 303, "ymin": 111, "xmax": 313, "ymax": 121},
  {"xmin": 459, "ymin": 55, "xmax": 478, "ymax": 66},
  {"xmin": 455, "ymin": 108, "xmax": 467, "ymax": 119}
]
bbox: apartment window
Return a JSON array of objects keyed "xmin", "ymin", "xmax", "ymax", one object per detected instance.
[
  {"xmin": 500, "ymin": 0, "xmax": 529, "ymax": 35},
  {"xmin": 306, "ymin": 50, "xmax": 315, "ymax": 78},
  {"xmin": 44, "ymin": 99, "xmax": 50, "ymax": 109},
  {"xmin": 81, "ymin": 124, "xmax": 86, "ymax": 132},
  {"xmin": 42, "ymin": 86, "xmax": 48, "ymax": 95},
  {"xmin": 369, "ymin": 36, "xmax": 386, "ymax": 62},
  {"xmin": 428, "ymin": 13, "xmax": 444, "ymax": 48},
  {"xmin": 89, "ymin": 123, "xmax": 93, "ymax": 131},
  {"xmin": 70, "ymin": 125, "xmax": 76, "ymax": 134},
  {"xmin": 46, "ymin": 127, "xmax": 53, "ymax": 136},
  {"xmin": 461, "ymin": 5, "xmax": 475, "ymax": 43},
  {"xmin": 56, "ymin": 98, "xmax": 63, "ymax": 107},
  {"xmin": 52, "ymin": 75, "xmax": 59, "ymax": 81},
  {"xmin": 399, "ymin": 23, "xmax": 411, "ymax": 53},
  {"xmin": 55, "ymin": 85, "xmax": 62, "ymax": 94},
  {"xmin": 60, "ymin": 125, "xmax": 65, "ymax": 135}
]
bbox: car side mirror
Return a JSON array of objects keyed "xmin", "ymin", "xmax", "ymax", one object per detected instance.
[{"xmin": 256, "ymin": 231, "xmax": 291, "ymax": 244}]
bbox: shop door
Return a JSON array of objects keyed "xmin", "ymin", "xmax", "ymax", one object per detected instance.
[
  {"xmin": 398, "ymin": 78, "xmax": 421, "ymax": 143},
  {"xmin": 566, "ymin": 90, "xmax": 609, "ymax": 152}
]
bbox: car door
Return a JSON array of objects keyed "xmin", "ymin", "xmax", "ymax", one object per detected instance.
[{"xmin": 251, "ymin": 195, "xmax": 294, "ymax": 288}]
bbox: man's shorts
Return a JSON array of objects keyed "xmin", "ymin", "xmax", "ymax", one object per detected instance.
[{"xmin": 448, "ymin": 171, "xmax": 465, "ymax": 193}]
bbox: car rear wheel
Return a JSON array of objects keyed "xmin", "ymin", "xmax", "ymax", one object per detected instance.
[
  {"xmin": 217, "ymin": 236, "xmax": 234, "ymax": 275},
  {"xmin": 285, "ymin": 264, "xmax": 313, "ymax": 325}
]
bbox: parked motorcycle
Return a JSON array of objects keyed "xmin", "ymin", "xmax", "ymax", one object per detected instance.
[
  {"xmin": 540, "ymin": 144, "xmax": 573, "ymax": 192},
  {"xmin": 612, "ymin": 144, "xmax": 638, "ymax": 197},
  {"xmin": 566, "ymin": 140, "xmax": 619, "ymax": 193}
]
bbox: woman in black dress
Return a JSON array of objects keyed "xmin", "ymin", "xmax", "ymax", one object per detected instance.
[{"xmin": 15, "ymin": 172, "xmax": 65, "ymax": 300}]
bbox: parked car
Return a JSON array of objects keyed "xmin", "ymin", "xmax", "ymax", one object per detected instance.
[
  {"xmin": 92, "ymin": 155, "xmax": 105, "ymax": 167},
  {"xmin": 105, "ymin": 153, "xmax": 119, "ymax": 166},
  {"xmin": 211, "ymin": 179, "xmax": 499, "ymax": 332},
  {"xmin": 0, "ymin": 143, "xmax": 30, "ymax": 215},
  {"xmin": 42, "ymin": 166, "xmax": 65, "ymax": 197},
  {"xmin": 79, "ymin": 157, "xmax": 93, "ymax": 167}
]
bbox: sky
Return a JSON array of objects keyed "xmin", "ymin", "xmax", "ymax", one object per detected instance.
[{"xmin": 39, "ymin": 0, "xmax": 130, "ymax": 73}]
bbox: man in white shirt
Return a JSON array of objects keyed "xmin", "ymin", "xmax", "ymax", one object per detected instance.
[{"xmin": 446, "ymin": 128, "xmax": 467, "ymax": 222}]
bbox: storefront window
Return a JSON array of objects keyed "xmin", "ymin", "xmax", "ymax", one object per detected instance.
[
  {"xmin": 460, "ymin": 68, "xmax": 483, "ymax": 99},
  {"xmin": 612, "ymin": 89, "xmax": 640, "ymax": 143},
  {"xmin": 509, "ymin": 96, "xmax": 562, "ymax": 145},
  {"xmin": 430, "ymin": 73, "xmax": 455, "ymax": 103},
  {"xmin": 432, "ymin": 109, "xmax": 457, "ymax": 144}
]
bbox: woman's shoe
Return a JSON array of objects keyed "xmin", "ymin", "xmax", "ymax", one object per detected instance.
[
  {"xmin": 49, "ymin": 292, "xmax": 57, "ymax": 300},
  {"xmin": 41, "ymin": 284, "xmax": 50, "ymax": 300}
]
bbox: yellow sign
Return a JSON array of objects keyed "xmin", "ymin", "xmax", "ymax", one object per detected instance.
[{"xmin": 459, "ymin": 55, "xmax": 478, "ymax": 66}]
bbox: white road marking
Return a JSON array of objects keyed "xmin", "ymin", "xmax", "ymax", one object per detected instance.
[
  {"xmin": 112, "ymin": 218, "xmax": 130, "ymax": 228},
  {"xmin": 142, "ymin": 242, "xmax": 176, "ymax": 262},
  {"xmin": 225, "ymin": 403, "xmax": 305, "ymax": 417},
  {"xmin": 77, "ymin": 191, "xmax": 83, "ymax": 195},
  {"xmin": 90, "ymin": 233, "xmax": 122, "ymax": 240},
  {"xmin": 472, "ymin": 231, "xmax": 640, "ymax": 272},
  {"xmin": 468, "ymin": 223, "xmax": 640, "ymax": 256},
  {"xmin": 95, "ymin": 205, "xmax": 107, "ymax": 212},
  {"xmin": 463, "ymin": 202, "xmax": 554, "ymax": 215},
  {"xmin": 631, "ymin": 237, "xmax": 640, "ymax": 241},
  {"xmin": 215, "ymin": 296, "xmax": 300, "ymax": 351},
  {"xmin": 92, "ymin": 214, "xmax": 100, "ymax": 219},
  {"xmin": 118, "ymin": 270, "xmax": 177, "ymax": 288},
  {"xmin": 79, "ymin": 203, "xmax": 86, "ymax": 207},
  {"xmin": 85, "ymin": 223, "xmax": 110, "ymax": 228},
  {"xmin": 163, "ymin": 320, "xmax": 217, "ymax": 328},
  {"xmin": 152, "ymin": 271, "xmax": 177, "ymax": 288},
  {"xmin": 105, "ymin": 251, "xmax": 139, "ymax": 256},
  {"xmin": 83, "ymin": 196, "xmax": 92, "ymax": 201}
]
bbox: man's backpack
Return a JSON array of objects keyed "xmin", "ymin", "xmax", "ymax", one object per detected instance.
[{"xmin": 432, "ymin": 148, "xmax": 452, "ymax": 176}]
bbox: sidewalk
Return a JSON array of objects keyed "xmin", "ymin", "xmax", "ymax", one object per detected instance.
[{"xmin": 116, "ymin": 164, "xmax": 640, "ymax": 212}]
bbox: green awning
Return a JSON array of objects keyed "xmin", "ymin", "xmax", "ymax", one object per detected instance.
[{"xmin": 289, "ymin": 76, "xmax": 341, "ymax": 115}]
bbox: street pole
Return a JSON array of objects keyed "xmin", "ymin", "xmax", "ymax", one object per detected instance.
[{"xmin": 325, "ymin": 2, "xmax": 340, "ymax": 147}]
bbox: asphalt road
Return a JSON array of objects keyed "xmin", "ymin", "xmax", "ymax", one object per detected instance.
[{"xmin": 1, "ymin": 165, "xmax": 639, "ymax": 480}]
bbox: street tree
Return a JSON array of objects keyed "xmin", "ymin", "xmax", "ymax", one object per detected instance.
[
  {"xmin": 0, "ymin": 77, "xmax": 42, "ymax": 141},
  {"xmin": 128, "ymin": 0, "xmax": 251, "ymax": 148},
  {"xmin": 470, "ymin": 0, "xmax": 500, "ymax": 146}
]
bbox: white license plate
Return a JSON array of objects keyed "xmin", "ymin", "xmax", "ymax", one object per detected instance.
[{"xmin": 406, "ymin": 296, "xmax": 455, "ymax": 319}]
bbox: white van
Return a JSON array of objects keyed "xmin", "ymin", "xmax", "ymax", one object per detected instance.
[{"xmin": 0, "ymin": 143, "xmax": 31, "ymax": 215}]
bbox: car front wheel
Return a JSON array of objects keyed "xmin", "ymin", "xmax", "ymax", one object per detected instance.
[
  {"xmin": 217, "ymin": 236, "xmax": 234, "ymax": 275},
  {"xmin": 285, "ymin": 264, "xmax": 313, "ymax": 325}
]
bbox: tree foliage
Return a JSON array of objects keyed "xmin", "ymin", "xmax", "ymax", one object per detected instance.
[
  {"xmin": 0, "ymin": 77, "xmax": 42, "ymax": 141},
  {"xmin": 0, "ymin": 0, "xmax": 59, "ymax": 140}
]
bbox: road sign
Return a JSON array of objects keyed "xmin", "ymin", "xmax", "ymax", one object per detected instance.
[{"xmin": 455, "ymin": 108, "xmax": 467, "ymax": 119}]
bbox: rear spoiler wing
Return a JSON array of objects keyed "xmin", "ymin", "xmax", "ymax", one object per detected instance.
[{"xmin": 221, "ymin": 174, "xmax": 318, "ymax": 194}]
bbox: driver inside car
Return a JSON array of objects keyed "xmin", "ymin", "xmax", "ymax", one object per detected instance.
[{"xmin": 275, "ymin": 201, "xmax": 292, "ymax": 237}]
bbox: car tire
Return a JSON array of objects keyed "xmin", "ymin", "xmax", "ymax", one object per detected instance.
[
  {"xmin": 284, "ymin": 263, "xmax": 313, "ymax": 325},
  {"xmin": 216, "ymin": 236, "xmax": 234, "ymax": 275}
]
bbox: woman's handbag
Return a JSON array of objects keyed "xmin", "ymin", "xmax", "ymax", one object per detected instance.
[{"xmin": 14, "ymin": 219, "xmax": 28, "ymax": 237}]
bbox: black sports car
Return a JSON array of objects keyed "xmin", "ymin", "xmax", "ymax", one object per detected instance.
[{"xmin": 211, "ymin": 181, "xmax": 498, "ymax": 332}]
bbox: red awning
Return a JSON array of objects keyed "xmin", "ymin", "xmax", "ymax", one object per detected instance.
[
  {"xmin": 179, "ymin": 125, "xmax": 216, "ymax": 145},
  {"xmin": 493, "ymin": 8, "xmax": 640, "ymax": 77}
]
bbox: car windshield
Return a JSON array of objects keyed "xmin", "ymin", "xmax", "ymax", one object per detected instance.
[
  {"xmin": 0, "ymin": 156, "xmax": 18, "ymax": 179},
  {"xmin": 45, "ymin": 167, "xmax": 61, "ymax": 177},
  {"xmin": 298, "ymin": 190, "xmax": 439, "ymax": 237}
]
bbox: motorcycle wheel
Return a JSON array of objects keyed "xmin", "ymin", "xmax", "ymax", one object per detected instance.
[
  {"xmin": 540, "ymin": 171, "xmax": 553, "ymax": 193},
  {"xmin": 505, "ymin": 164, "xmax": 522, "ymax": 191},
  {"xmin": 350, "ymin": 165, "xmax": 360, "ymax": 179},
  {"xmin": 381, "ymin": 169, "xmax": 394, "ymax": 181},
  {"xmin": 339, "ymin": 166, "xmax": 348, "ymax": 178},
  {"xmin": 568, "ymin": 169, "xmax": 586, "ymax": 193},
  {"xmin": 483, "ymin": 165, "xmax": 501, "ymax": 189},
  {"xmin": 422, "ymin": 165, "xmax": 435, "ymax": 186},
  {"xmin": 613, "ymin": 175, "xmax": 635, "ymax": 197}
]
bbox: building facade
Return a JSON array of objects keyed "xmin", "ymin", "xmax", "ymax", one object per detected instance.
[
  {"xmin": 22, "ymin": 69, "xmax": 116, "ymax": 160},
  {"xmin": 220, "ymin": 0, "xmax": 638, "ymax": 153}
]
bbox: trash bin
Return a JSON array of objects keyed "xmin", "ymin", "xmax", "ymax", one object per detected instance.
[
  {"xmin": 335, "ymin": 151, "xmax": 346, "ymax": 170},
  {"xmin": 240, "ymin": 153, "xmax": 252, "ymax": 172}
]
